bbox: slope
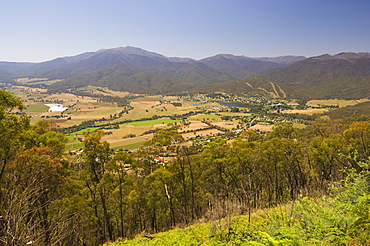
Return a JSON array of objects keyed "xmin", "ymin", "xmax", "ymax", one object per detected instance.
[{"xmin": 217, "ymin": 52, "xmax": 370, "ymax": 99}]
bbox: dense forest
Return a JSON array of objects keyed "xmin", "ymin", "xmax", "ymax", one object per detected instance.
[{"xmin": 1, "ymin": 89, "xmax": 370, "ymax": 245}]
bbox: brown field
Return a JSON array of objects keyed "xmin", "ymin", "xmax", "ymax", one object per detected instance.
[
  {"xmin": 178, "ymin": 121, "xmax": 209, "ymax": 132},
  {"xmin": 281, "ymin": 108, "xmax": 328, "ymax": 115},
  {"xmin": 122, "ymin": 96, "xmax": 196, "ymax": 121},
  {"xmin": 212, "ymin": 121, "xmax": 237, "ymax": 130},
  {"xmin": 104, "ymin": 134, "xmax": 154, "ymax": 149},
  {"xmin": 6, "ymin": 86, "xmax": 314, "ymax": 151},
  {"xmin": 181, "ymin": 129, "xmax": 222, "ymax": 140},
  {"xmin": 307, "ymin": 99, "xmax": 370, "ymax": 107},
  {"xmin": 249, "ymin": 123, "xmax": 274, "ymax": 132}
]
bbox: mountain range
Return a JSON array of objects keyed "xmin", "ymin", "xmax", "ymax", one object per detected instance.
[{"xmin": 1, "ymin": 47, "xmax": 370, "ymax": 99}]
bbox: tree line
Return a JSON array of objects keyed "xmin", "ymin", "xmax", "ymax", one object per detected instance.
[{"xmin": 1, "ymin": 89, "xmax": 370, "ymax": 245}]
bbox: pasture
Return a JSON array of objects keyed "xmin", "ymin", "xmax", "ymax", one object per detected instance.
[
  {"xmin": 307, "ymin": 98, "xmax": 369, "ymax": 107},
  {"xmin": 129, "ymin": 118, "xmax": 181, "ymax": 126},
  {"xmin": 281, "ymin": 108, "xmax": 328, "ymax": 115},
  {"xmin": 3, "ymin": 85, "xmax": 312, "ymax": 151}
]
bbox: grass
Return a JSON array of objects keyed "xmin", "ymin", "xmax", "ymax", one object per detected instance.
[
  {"xmin": 106, "ymin": 196, "xmax": 368, "ymax": 246},
  {"xmin": 69, "ymin": 127, "xmax": 100, "ymax": 136},
  {"xmin": 113, "ymin": 141, "xmax": 145, "ymax": 150},
  {"xmin": 67, "ymin": 127, "xmax": 100, "ymax": 140},
  {"xmin": 77, "ymin": 86, "xmax": 108, "ymax": 91},
  {"xmin": 307, "ymin": 98, "xmax": 370, "ymax": 107},
  {"xmin": 293, "ymin": 123, "xmax": 307, "ymax": 129},
  {"xmin": 23, "ymin": 104, "xmax": 49, "ymax": 113},
  {"xmin": 129, "ymin": 118, "xmax": 181, "ymax": 126},
  {"xmin": 65, "ymin": 142, "xmax": 84, "ymax": 152},
  {"xmin": 3, "ymin": 89, "xmax": 19, "ymax": 95},
  {"xmin": 106, "ymin": 163, "xmax": 370, "ymax": 246},
  {"xmin": 188, "ymin": 114, "xmax": 220, "ymax": 121}
]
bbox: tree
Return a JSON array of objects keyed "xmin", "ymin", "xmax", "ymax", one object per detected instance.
[
  {"xmin": 344, "ymin": 121, "xmax": 370, "ymax": 165},
  {"xmin": 2, "ymin": 147, "xmax": 67, "ymax": 245},
  {"xmin": 82, "ymin": 130, "xmax": 114, "ymax": 242},
  {"xmin": 107, "ymin": 151, "xmax": 134, "ymax": 238}
]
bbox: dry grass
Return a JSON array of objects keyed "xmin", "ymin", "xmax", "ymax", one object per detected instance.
[
  {"xmin": 181, "ymin": 129, "xmax": 222, "ymax": 139},
  {"xmin": 307, "ymin": 99, "xmax": 370, "ymax": 107},
  {"xmin": 281, "ymin": 108, "xmax": 328, "ymax": 115},
  {"xmin": 103, "ymin": 134, "xmax": 153, "ymax": 149},
  {"xmin": 178, "ymin": 121, "xmax": 209, "ymax": 132},
  {"xmin": 249, "ymin": 124, "xmax": 274, "ymax": 132},
  {"xmin": 212, "ymin": 121, "xmax": 237, "ymax": 130}
]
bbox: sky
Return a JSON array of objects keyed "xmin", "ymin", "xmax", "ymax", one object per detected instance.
[{"xmin": 1, "ymin": 0, "xmax": 370, "ymax": 62}]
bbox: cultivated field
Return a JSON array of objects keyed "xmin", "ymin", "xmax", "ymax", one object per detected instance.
[{"xmin": 4, "ymin": 85, "xmax": 314, "ymax": 151}]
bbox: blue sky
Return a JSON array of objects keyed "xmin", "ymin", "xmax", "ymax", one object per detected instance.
[{"xmin": 1, "ymin": 0, "xmax": 370, "ymax": 62}]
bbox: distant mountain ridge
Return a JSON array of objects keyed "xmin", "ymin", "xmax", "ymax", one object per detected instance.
[
  {"xmin": 3, "ymin": 47, "xmax": 370, "ymax": 99},
  {"xmin": 0, "ymin": 46, "xmax": 306, "ymax": 94},
  {"xmin": 206, "ymin": 52, "xmax": 370, "ymax": 99},
  {"xmin": 254, "ymin": 55, "xmax": 307, "ymax": 65}
]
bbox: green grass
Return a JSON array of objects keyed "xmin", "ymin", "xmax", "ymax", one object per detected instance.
[
  {"xmin": 67, "ymin": 127, "xmax": 100, "ymax": 139},
  {"xmin": 106, "ymin": 196, "xmax": 368, "ymax": 246},
  {"xmin": 105, "ymin": 163, "xmax": 370, "ymax": 246},
  {"xmin": 23, "ymin": 104, "xmax": 49, "ymax": 113},
  {"xmin": 65, "ymin": 141, "xmax": 84, "ymax": 152},
  {"xmin": 3, "ymin": 89, "xmax": 18, "ymax": 95},
  {"xmin": 293, "ymin": 123, "xmax": 307, "ymax": 129},
  {"xmin": 77, "ymin": 86, "xmax": 108, "ymax": 91},
  {"xmin": 129, "ymin": 119, "xmax": 182, "ymax": 126},
  {"xmin": 70, "ymin": 127, "xmax": 100, "ymax": 135},
  {"xmin": 113, "ymin": 141, "xmax": 145, "ymax": 150},
  {"xmin": 18, "ymin": 79, "xmax": 62, "ymax": 85}
]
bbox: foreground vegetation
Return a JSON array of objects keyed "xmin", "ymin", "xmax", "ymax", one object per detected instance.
[
  {"xmin": 107, "ymin": 161, "xmax": 370, "ymax": 245},
  {"xmin": 1, "ymin": 88, "xmax": 370, "ymax": 245}
]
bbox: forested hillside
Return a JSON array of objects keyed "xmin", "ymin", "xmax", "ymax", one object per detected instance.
[
  {"xmin": 107, "ymin": 163, "xmax": 370, "ymax": 245},
  {"xmin": 1, "ymin": 89, "xmax": 370, "ymax": 245},
  {"xmin": 241, "ymin": 53, "xmax": 370, "ymax": 99},
  {"xmin": 1, "ymin": 47, "xmax": 305, "ymax": 95}
]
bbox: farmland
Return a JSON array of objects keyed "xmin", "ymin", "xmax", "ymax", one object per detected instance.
[
  {"xmin": 2, "ymin": 84, "xmax": 370, "ymax": 246},
  {"xmin": 3, "ymin": 85, "xmax": 369, "ymax": 151}
]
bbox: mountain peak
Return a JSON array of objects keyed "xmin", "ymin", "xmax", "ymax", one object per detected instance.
[{"xmin": 98, "ymin": 46, "xmax": 167, "ymax": 59}]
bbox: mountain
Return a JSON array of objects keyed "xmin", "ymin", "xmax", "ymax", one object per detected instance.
[
  {"xmin": 0, "ymin": 62, "xmax": 33, "ymax": 81},
  {"xmin": 254, "ymin": 55, "xmax": 306, "ymax": 65},
  {"xmin": 199, "ymin": 54, "xmax": 288, "ymax": 79},
  {"xmin": 205, "ymin": 52, "xmax": 370, "ymax": 99},
  {"xmin": 5, "ymin": 47, "xmax": 368, "ymax": 99},
  {"xmin": 43, "ymin": 47, "xmax": 273, "ymax": 93}
]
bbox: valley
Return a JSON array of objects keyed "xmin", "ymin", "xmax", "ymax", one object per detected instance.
[
  {"xmin": 1, "ymin": 48, "xmax": 370, "ymax": 245},
  {"xmin": 3, "ymin": 83, "xmax": 348, "ymax": 153}
]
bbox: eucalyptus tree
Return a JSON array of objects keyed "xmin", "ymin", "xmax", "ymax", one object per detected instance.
[{"xmin": 82, "ymin": 130, "xmax": 114, "ymax": 242}]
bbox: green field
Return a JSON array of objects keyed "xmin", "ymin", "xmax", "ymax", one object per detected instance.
[
  {"xmin": 23, "ymin": 104, "xmax": 49, "ymax": 113},
  {"xmin": 77, "ymin": 86, "xmax": 108, "ymax": 91},
  {"xmin": 68, "ymin": 127, "xmax": 101, "ymax": 138},
  {"xmin": 113, "ymin": 141, "xmax": 145, "ymax": 150},
  {"xmin": 129, "ymin": 118, "xmax": 182, "ymax": 126}
]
